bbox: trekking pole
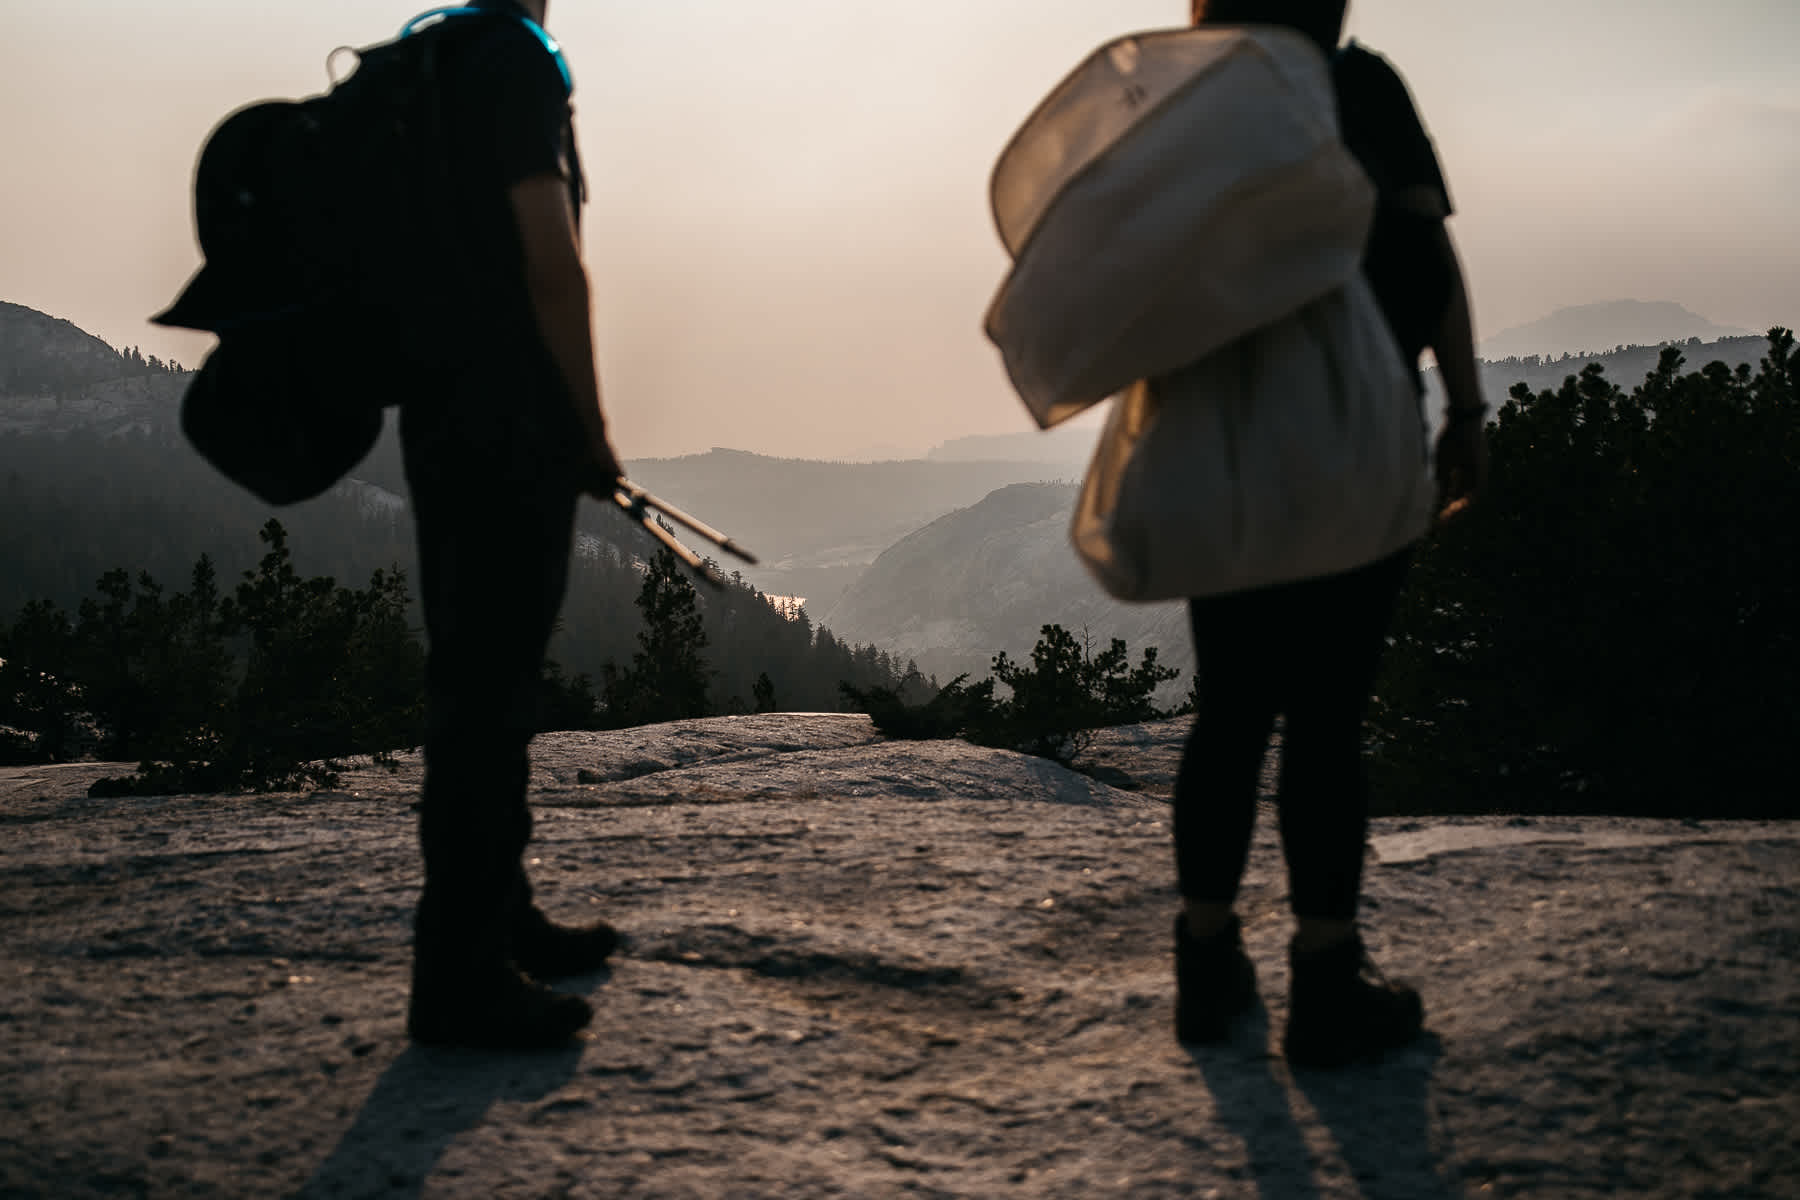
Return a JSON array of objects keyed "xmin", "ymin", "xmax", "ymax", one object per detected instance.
[
  {"xmin": 616, "ymin": 498, "xmax": 726, "ymax": 589},
  {"xmin": 613, "ymin": 481, "xmax": 759, "ymax": 565},
  {"xmin": 610, "ymin": 481, "xmax": 759, "ymax": 590}
]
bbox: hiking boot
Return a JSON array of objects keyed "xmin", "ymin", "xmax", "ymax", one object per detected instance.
[
  {"xmin": 509, "ymin": 906, "xmax": 622, "ymax": 980},
  {"xmin": 407, "ymin": 961, "xmax": 593, "ymax": 1049},
  {"xmin": 1174, "ymin": 912, "xmax": 1258, "ymax": 1044},
  {"xmin": 1282, "ymin": 931, "xmax": 1423, "ymax": 1068}
]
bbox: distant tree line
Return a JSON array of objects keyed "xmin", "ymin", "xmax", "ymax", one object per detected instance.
[
  {"xmin": 114, "ymin": 345, "xmax": 187, "ymax": 375},
  {"xmin": 539, "ymin": 541, "xmax": 927, "ymax": 731},
  {"xmin": 10, "ymin": 332, "xmax": 1793, "ymax": 815},
  {"xmin": 0, "ymin": 520, "xmax": 421, "ymax": 792},
  {"xmin": 0, "ymin": 520, "xmax": 921, "ymax": 791},
  {"xmin": 0, "ymin": 425, "xmax": 415, "ymax": 622},
  {"xmin": 1373, "ymin": 328, "xmax": 1798, "ymax": 818},
  {"xmin": 1440, "ymin": 336, "xmax": 1767, "ymax": 419},
  {"xmin": 0, "ymin": 420, "xmax": 923, "ymax": 724},
  {"xmin": 0, "ymin": 341, "xmax": 185, "ymax": 397}
]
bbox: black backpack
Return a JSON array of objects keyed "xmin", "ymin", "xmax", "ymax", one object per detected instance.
[{"xmin": 153, "ymin": 7, "xmax": 572, "ymax": 505}]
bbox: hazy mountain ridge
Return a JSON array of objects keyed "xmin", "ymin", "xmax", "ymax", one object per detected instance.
[
  {"xmin": 0, "ymin": 305, "xmax": 1074, "ymax": 710},
  {"xmin": 0, "ymin": 303, "xmax": 1074, "ymax": 613},
  {"xmin": 954, "ymin": 333, "xmax": 1773, "ymax": 464},
  {"xmin": 0, "ymin": 304, "xmax": 427, "ymax": 623},
  {"xmin": 4, "ymin": 300, "xmax": 1774, "ymax": 702},
  {"xmin": 1420, "ymin": 333, "xmax": 1771, "ymax": 419},
  {"xmin": 0, "ymin": 371, "xmax": 188, "ymax": 439},
  {"xmin": 0, "ymin": 301, "xmax": 136, "ymax": 387},
  {"xmin": 620, "ymin": 448, "xmax": 1093, "ymax": 610},
  {"xmin": 1479, "ymin": 299, "xmax": 1751, "ymax": 361},
  {"xmin": 1474, "ymin": 334, "xmax": 1767, "ymax": 395},
  {"xmin": 925, "ymin": 424, "xmax": 1097, "ymax": 469},
  {"xmin": 0, "ymin": 302, "xmax": 189, "ymax": 437},
  {"xmin": 821, "ymin": 482, "xmax": 1194, "ymax": 695}
]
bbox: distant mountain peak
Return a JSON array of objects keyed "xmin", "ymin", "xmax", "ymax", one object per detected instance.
[
  {"xmin": 2, "ymin": 300, "xmax": 189, "ymax": 436},
  {"xmin": 1, "ymin": 301, "xmax": 127, "ymax": 377},
  {"xmin": 1480, "ymin": 300, "xmax": 1752, "ymax": 361}
]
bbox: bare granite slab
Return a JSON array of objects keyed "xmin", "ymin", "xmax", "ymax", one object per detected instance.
[{"xmin": 2, "ymin": 715, "xmax": 1795, "ymax": 1198}]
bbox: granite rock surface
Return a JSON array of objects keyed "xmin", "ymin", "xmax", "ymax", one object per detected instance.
[{"xmin": 2, "ymin": 715, "xmax": 1795, "ymax": 1199}]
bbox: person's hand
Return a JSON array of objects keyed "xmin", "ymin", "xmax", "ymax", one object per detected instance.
[
  {"xmin": 1435, "ymin": 413, "xmax": 1488, "ymax": 525},
  {"xmin": 581, "ymin": 437, "xmax": 625, "ymax": 502}
]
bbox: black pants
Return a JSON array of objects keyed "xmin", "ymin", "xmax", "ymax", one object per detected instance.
[
  {"xmin": 401, "ymin": 381, "xmax": 580, "ymax": 948},
  {"xmin": 1174, "ymin": 548, "xmax": 1413, "ymax": 922}
]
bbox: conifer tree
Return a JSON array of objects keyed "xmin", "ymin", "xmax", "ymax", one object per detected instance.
[
  {"xmin": 0, "ymin": 599, "xmax": 76, "ymax": 763},
  {"xmin": 603, "ymin": 546, "xmax": 712, "ymax": 725},
  {"xmin": 1374, "ymin": 329, "xmax": 1798, "ymax": 816}
]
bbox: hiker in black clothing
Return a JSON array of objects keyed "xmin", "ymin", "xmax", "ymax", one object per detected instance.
[
  {"xmin": 1172, "ymin": 0, "xmax": 1489, "ymax": 1066},
  {"xmin": 401, "ymin": 0, "xmax": 626, "ymax": 1048}
]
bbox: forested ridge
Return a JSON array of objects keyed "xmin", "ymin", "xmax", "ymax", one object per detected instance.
[
  {"xmin": 795, "ymin": 330, "xmax": 1800, "ymax": 821},
  {"xmin": 0, "ymin": 318, "xmax": 933, "ymax": 779},
  {"xmin": 0, "ymin": 423, "xmax": 924, "ymax": 715},
  {"xmin": 0, "ymin": 512, "xmax": 925, "ymax": 787},
  {"xmin": 1428, "ymin": 334, "xmax": 1767, "ymax": 417},
  {"xmin": 3, "ymin": 302, "xmax": 1795, "ymax": 817},
  {"xmin": 1375, "ymin": 329, "xmax": 1797, "ymax": 818}
]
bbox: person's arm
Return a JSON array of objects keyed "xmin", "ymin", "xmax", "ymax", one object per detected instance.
[
  {"xmin": 1391, "ymin": 176, "xmax": 1486, "ymax": 523},
  {"xmin": 1344, "ymin": 48, "xmax": 1484, "ymax": 521},
  {"xmin": 509, "ymin": 172, "xmax": 622, "ymax": 493},
  {"xmin": 1424, "ymin": 221, "xmax": 1488, "ymax": 522},
  {"xmin": 1427, "ymin": 223, "xmax": 1481, "ymax": 417}
]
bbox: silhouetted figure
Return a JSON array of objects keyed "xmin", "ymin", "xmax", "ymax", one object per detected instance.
[
  {"xmin": 401, "ymin": 0, "xmax": 626, "ymax": 1048},
  {"xmin": 1172, "ymin": 0, "xmax": 1487, "ymax": 1066}
]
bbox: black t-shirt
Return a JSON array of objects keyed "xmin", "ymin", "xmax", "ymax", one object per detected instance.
[
  {"xmin": 403, "ymin": 1, "xmax": 586, "ymax": 480},
  {"xmin": 434, "ymin": 0, "xmax": 581, "ymax": 365},
  {"xmin": 1332, "ymin": 43, "xmax": 1453, "ymax": 366}
]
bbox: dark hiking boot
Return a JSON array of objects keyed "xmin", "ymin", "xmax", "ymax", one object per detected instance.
[
  {"xmin": 1282, "ymin": 931, "xmax": 1423, "ymax": 1068},
  {"xmin": 407, "ymin": 961, "xmax": 593, "ymax": 1049},
  {"xmin": 509, "ymin": 906, "xmax": 622, "ymax": 980},
  {"xmin": 1174, "ymin": 912, "xmax": 1258, "ymax": 1044}
]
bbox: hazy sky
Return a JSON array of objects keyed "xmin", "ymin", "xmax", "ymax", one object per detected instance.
[{"xmin": 4, "ymin": 1, "xmax": 1796, "ymax": 459}]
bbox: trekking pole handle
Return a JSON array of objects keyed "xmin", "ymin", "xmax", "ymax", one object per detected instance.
[{"xmin": 614, "ymin": 481, "xmax": 759, "ymax": 565}]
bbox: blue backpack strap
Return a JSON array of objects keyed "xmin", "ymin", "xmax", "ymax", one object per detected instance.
[{"xmin": 399, "ymin": 6, "xmax": 573, "ymax": 94}]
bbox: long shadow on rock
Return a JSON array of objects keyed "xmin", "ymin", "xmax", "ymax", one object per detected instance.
[
  {"xmin": 1188, "ymin": 1006, "xmax": 1325, "ymax": 1200},
  {"xmin": 1291, "ymin": 1034, "xmax": 1459, "ymax": 1200},
  {"xmin": 297, "ymin": 1035, "xmax": 584, "ymax": 1199}
]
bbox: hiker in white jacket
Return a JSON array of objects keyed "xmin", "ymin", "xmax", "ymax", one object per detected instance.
[{"xmin": 1171, "ymin": 0, "xmax": 1487, "ymax": 1068}]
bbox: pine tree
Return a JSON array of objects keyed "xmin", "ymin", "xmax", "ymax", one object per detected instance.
[
  {"xmin": 1374, "ymin": 329, "xmax": 1799, "ymax": 816},
  {"xmin": 0, "ymin": 599, "xmax": 77, "ymax": 762},
  {"xmin": 603, "ymin": 546, "xmax": 712, "ymax": 725}
]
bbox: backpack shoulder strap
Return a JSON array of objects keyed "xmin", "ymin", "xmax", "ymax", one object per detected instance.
[{"xmin": 399, "ymin": 6, "xmax": 573, "ymax": 94}]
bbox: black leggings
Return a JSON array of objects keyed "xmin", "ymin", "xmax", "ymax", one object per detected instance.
[{"xmin": 1174, "ymin": 548, "xmax": 1412, "ymax": 922}]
